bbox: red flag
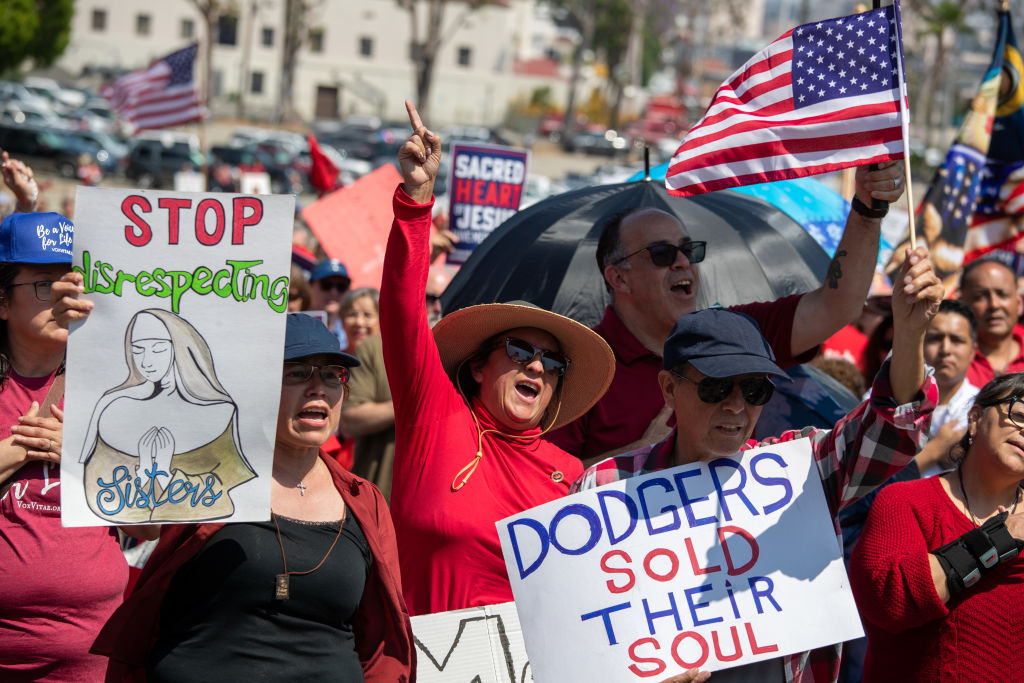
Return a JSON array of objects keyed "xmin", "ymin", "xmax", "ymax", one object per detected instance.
[
  {"xmin": 101, "ymin": 44, "xmax": 203, "ymax": 131},
  {"xmin": 666, "ymin": 4, "xmax": 906, "ymax": 196},
  {"xmin": 307, "ymin": 134, "xmax": 340, "ymax": 196}
]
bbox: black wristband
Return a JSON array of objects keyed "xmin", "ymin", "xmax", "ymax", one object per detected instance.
[{"xmin": 851, "ymin": 194, "xmax": 888, "ymax": 219}]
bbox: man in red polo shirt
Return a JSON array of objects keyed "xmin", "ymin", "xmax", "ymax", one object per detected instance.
[
  {"xmin": 958, "ymin": 257, "xmax": 1024, "ymax": 387},
  {"xmin": 547, "ymin": 163, "xmax": 907, "ymax": 461}
]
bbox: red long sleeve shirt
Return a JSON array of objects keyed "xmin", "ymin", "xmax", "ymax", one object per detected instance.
[
  {"xmin": 381, "ymin": 186, "xmax": 583, "ymax": 616},
  {"xmin": 850, "ymin": 476, "xmax": 1024, "ymax": 682}
]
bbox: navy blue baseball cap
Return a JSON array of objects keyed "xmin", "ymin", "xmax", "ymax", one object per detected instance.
[
  {"xmin": 284, "ymin": 313, "xmax": 360, "ymax": 367},
  {"xmin": 0, "ymin": 212, "xmax": 74, "ymax": 264},
  {"xmin": 309, "ymin": 258, "xmax": 350, "ymax": 285},
  {"xmin": 663, "ymin": 308, "xmax": 785, "ymax": 378}
]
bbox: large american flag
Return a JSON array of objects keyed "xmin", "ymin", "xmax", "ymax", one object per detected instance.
[
  {"xmin": 666, "ymin": 5, "xmax": 907, "ymax": 197},
  {"xmin": 102, "ymin": 44, "xmax": 203, "ymax": 131}
]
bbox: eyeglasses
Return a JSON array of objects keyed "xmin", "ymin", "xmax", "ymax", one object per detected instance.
[
  {"xmin": 671, "ymin": 371, "xmax": 775, "ymax": 406},
  {"xmin": 282, "ymin": 362, "xmax": 349, "ymax": 387},
  {"xmin": 425, "ymin": 294, "xmax": 441, "ymax": 305},
  {"xmin": 7, "ymin": 280, "xmax": 54, "ymax": 302},
  {"xmin": 614, "ymin": 241, "xmax": 707, "ymax": 268},
  {"xmin": 990, "ymin": 396, "xmax": 1024, "ymax": 429},
  {"xmin": 315, "ymin": 279, "xmax": 349, "ymax": 293},
  {"xmin": 499, "ymin": 337, "xmax": 570, "ymax": 376}
]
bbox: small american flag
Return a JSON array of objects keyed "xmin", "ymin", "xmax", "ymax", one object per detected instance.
[
  {"xmin": 102, "ymin": 44, "xmax": 203, "ymax": 131},
  {"xmin": 666, "ymin": 4, "xmax": 907, "ymax": 197}
]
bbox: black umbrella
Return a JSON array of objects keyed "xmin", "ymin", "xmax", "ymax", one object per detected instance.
[{"xmin": 441, "ymin": 178, "xmax": 832, "ymax": 328}]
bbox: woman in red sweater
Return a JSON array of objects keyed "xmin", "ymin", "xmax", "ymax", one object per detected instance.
[
  {"xmin": 849, "ymin": 373, "xmax": 1024, "ymax": 681},
  {"xmin": 380, "ymin": 102, "xmax": 615, "ymax": 616}
]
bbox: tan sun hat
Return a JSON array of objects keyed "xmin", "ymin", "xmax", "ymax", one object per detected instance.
[{"xmin": 432, "ymin": 301, "xmax": 615, "ymax": 431}]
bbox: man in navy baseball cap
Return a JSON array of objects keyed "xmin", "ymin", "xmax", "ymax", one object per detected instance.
[{"xmin": 308, "ymin": 258, "xmax": 350, "ymax": 346}]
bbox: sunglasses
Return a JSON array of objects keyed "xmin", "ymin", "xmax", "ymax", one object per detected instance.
[
  {"xmin": 316, "ymin": 279, "xmax": 350, "ymax": 293},
  {"xmin": 426, "ymin": 294, "xmax": 441, "ymax": 305},
  {"xmin": 282, "ymin": 362, "xmax": 349, "ymax": 387},
  {"xmin": 499, "ymin": 337, "xmax": 570, "ymax": 376},
  {"xmin": 615, "ymin": 241, "xmax": 707, "ymax": 268},
  {"xmin": 672, "ymin": 371, "xmax": 775, "ymax": 406}
]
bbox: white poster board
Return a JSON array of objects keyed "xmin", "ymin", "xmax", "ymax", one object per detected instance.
[
  {"xmin": 240, "ymin": 171, "xmax": 272, "ymax": 195},
  {"xmin": 61, "ymin": 187, "xmax": 294, "ymax": 527},
  {"xmin": 412, "ymin": 602, "xmax": 532, "ymax": 683},
  {"xmin": 496, "ymin": 439, "xmax": 863, "ymax": 682}
]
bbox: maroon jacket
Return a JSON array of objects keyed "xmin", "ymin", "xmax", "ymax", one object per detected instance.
[{"xmin": 92, "ymin": 451, "xmax": 416, "ymax": 682}]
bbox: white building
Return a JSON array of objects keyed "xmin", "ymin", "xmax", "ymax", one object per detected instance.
[{"xmin": 59, "ymin": 0, "xmax": 575, "ymax": 127}]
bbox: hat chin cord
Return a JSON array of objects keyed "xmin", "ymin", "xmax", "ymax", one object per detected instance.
[{"xmin": 451, "ymin": 357, "xmax": 564, "ymax": 492}]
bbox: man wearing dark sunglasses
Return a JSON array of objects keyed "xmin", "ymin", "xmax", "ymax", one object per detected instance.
[
  {"xmin": 571, "ymin": 249, "xmax": 943, "ymax": 682},
  {"xmin": 309, "ymin": 258, "xmax": 352, "ymax": 346},
  {"xmin": 549, "ymin": 161, "xmax": 908, "ymax": 462}
]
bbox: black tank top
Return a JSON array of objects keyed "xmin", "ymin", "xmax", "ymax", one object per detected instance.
[{"xmin": 148, "ymin": 513, "xmax": 370, "ymax": 681}]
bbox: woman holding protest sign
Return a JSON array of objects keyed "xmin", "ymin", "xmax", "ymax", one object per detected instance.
[
  {"xmin": 850, "ymin": 373, "xmax": 1024, "ymax": 681},
  {"xmin": 0, "ymin": 211, "xmax": 130, "ymax": 682},
  {"xmin": 59, "ymin": 312, "xmax": 415, "ymax": 681},
  {"xmin": 379, "ymin": 101, "xmax": 615, "ymax": 616}
]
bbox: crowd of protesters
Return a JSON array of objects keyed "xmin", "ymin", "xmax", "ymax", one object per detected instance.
[{"xmin": 0, "ymin": 100, "xmax": 1022, "ymax": 683}]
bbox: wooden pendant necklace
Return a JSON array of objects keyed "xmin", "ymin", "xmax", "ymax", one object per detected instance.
[{"xmin": 272, "ymin": 512, "xmax": 344, "ymax": 600}]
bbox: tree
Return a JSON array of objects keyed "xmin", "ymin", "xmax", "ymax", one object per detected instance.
[
  {"xmin": 396, "ymin": 0, "xmax": 492, "ymax": 122},
  {"xmin": 189, "ymin": 0, "xmax": 227, "ymax": 110},
  {"xmin": 25, "ymin": 0, "xmax": 72, "ymax": 67},
  {"xmin": 279, "ymin": 0, "xmax": 320, "ymax": 123},
  {"xmin": 0, "ymin": 0, "xmax": 73, "ymax": 75},
  {"xmin": 912, "ymin": 0, "xmax": 976, "ymax": 148}
]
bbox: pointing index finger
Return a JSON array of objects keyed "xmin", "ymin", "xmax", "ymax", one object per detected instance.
[{"xmin": 405, "ymin": 99, "xmax": 425, "ymax": 134}]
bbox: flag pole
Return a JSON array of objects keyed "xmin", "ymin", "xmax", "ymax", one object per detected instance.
[{"xmin": 892, "ymin": 1, "xmax": 916, "ymax": 250}]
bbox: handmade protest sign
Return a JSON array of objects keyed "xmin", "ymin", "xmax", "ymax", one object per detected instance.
[
  {"xmin": 496, "ymin": 439, "xmax": 863, "ymax": 681},
  {"xmin": 412, "ymin": 602, "xmax": 532, "ymax": 682},
  {"xmin": 447, "ymin": 142, "xmax": 529, "ymax": 265},
  {"xmin": 61, "ymin": 187, "xmax": 293, "ymax": 527}
]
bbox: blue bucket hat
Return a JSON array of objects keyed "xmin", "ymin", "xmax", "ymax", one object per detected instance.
[
  {"xmin": 309, "ymin": 258, "xmax": 350, "ymax": 285},
  {"xmin": 663, "ymin": 308, "xmax": 785, "ymax": 378},
  {"xmin": 0, "ymin": 212, "xmax": 74, "ymax": 264},
  {"xmin": 284, "ymin": 313, "xmax": 360, "ymax": 367}
]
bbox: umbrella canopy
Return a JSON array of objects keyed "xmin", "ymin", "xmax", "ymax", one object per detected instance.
[
  {"xmin": 630, "ymin": 162, "xmax": 851, "ymax": 256},
  {"xmin": 442, "ymin": 178, "xmax": 831, "ymax": 328}
]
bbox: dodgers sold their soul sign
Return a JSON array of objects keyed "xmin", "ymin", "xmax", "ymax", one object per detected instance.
[
  {"xmin": 496, "ymin": 439, "xmax": 864, "ymax": 681},
  {"xmin": 61, "ymin": 187, "xmax": 293, "ymax": 527},
  {"xmin": 446, "ymin": 141, "xmax": 529, "ymax": 265}
]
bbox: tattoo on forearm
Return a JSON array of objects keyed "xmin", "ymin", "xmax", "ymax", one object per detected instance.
[{"xmin": 826, "ymin": 250, "xmax": 847, "ymax": 289}]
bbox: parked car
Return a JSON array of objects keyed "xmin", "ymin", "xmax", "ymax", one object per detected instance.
[
  {"xmin": 208, "ymin": 145, "xmax": 305, "ymax": 195},
  {"xmin": 62, "ymin": 128, "xmax": 129, "ymax": 174},
  {"xmin": 0, "ymin": 123, "xmax": 96, "ymax": 177},
  {"xmin": 563, "ymin": 129, "xmax": 630, "ymax": 157},
  {"xmin": 125, "ymin": 137, "xmax": 205, "ymax": 188}
]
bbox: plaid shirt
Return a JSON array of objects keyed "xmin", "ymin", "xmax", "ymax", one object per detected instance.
[{"xmin": 571, "ymin": 360, "xmax": 937, "ymax": 683}]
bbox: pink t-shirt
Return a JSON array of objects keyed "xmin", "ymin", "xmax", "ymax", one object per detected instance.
[{"xmin": 0, "ymin": 369, "xmax": 127, "ymax": 681}]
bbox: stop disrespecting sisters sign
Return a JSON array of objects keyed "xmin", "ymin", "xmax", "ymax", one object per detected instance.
[{"xmin": 496, "ymin": 439, "xmax": 864, "ymax": 682}]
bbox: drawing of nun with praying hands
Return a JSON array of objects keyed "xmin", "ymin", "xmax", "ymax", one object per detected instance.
[{"xmin": 81, "ymin": 309, "xmax": 256, "ymax": 524}]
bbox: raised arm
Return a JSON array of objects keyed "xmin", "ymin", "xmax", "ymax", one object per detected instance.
[
  {"xmin": 789, "ymin": 162, "xmax": 905, "ymax": 357},
  {"xmin": 380, "ymin": 101, "xmax": 456, "ymax": 428},
  {"xmin": 888, "ymin": 246, "xmax": 942, "ymax": 405}
]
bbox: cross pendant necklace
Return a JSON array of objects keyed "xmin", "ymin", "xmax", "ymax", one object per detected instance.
[{"xmin": 296, "ymin": 481, "xmax": 307, "ymax": 496}]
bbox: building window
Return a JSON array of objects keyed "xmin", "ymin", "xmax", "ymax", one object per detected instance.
[
  {"xmin": 261, "ymin": 27, "xmax": 274, "ymax": 47},
  {"xmin": 217, "ymin": 15, "xmax": 238, "ymax": 46},
  {"xmin": 250, "ymin": 71, "xmax": 264, "ymax": 94},
  {"xmin": 359, "ymin": 36, "xmax": 373, "ymax": 57},
  {"xmin": 212, "ymin": 70, "xmax": 223, "ymax": 97},
  {"xmin": 136, "ymin": 14, "xmax": 152, "ymax": 36},
  {"xmin": 91, "ymin": 9, "xmax": 107, "ymax": 31},
  {"xmin": 309, "ymin": 28, "xmax": 324, "ymax": 53},
  {"xmin": 181, "ymin": 18, "xmax": 195, "ymax": 40},
  {"xmin": 457, "ymin": 46, "xmax": 472, "ymax": 67}
]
